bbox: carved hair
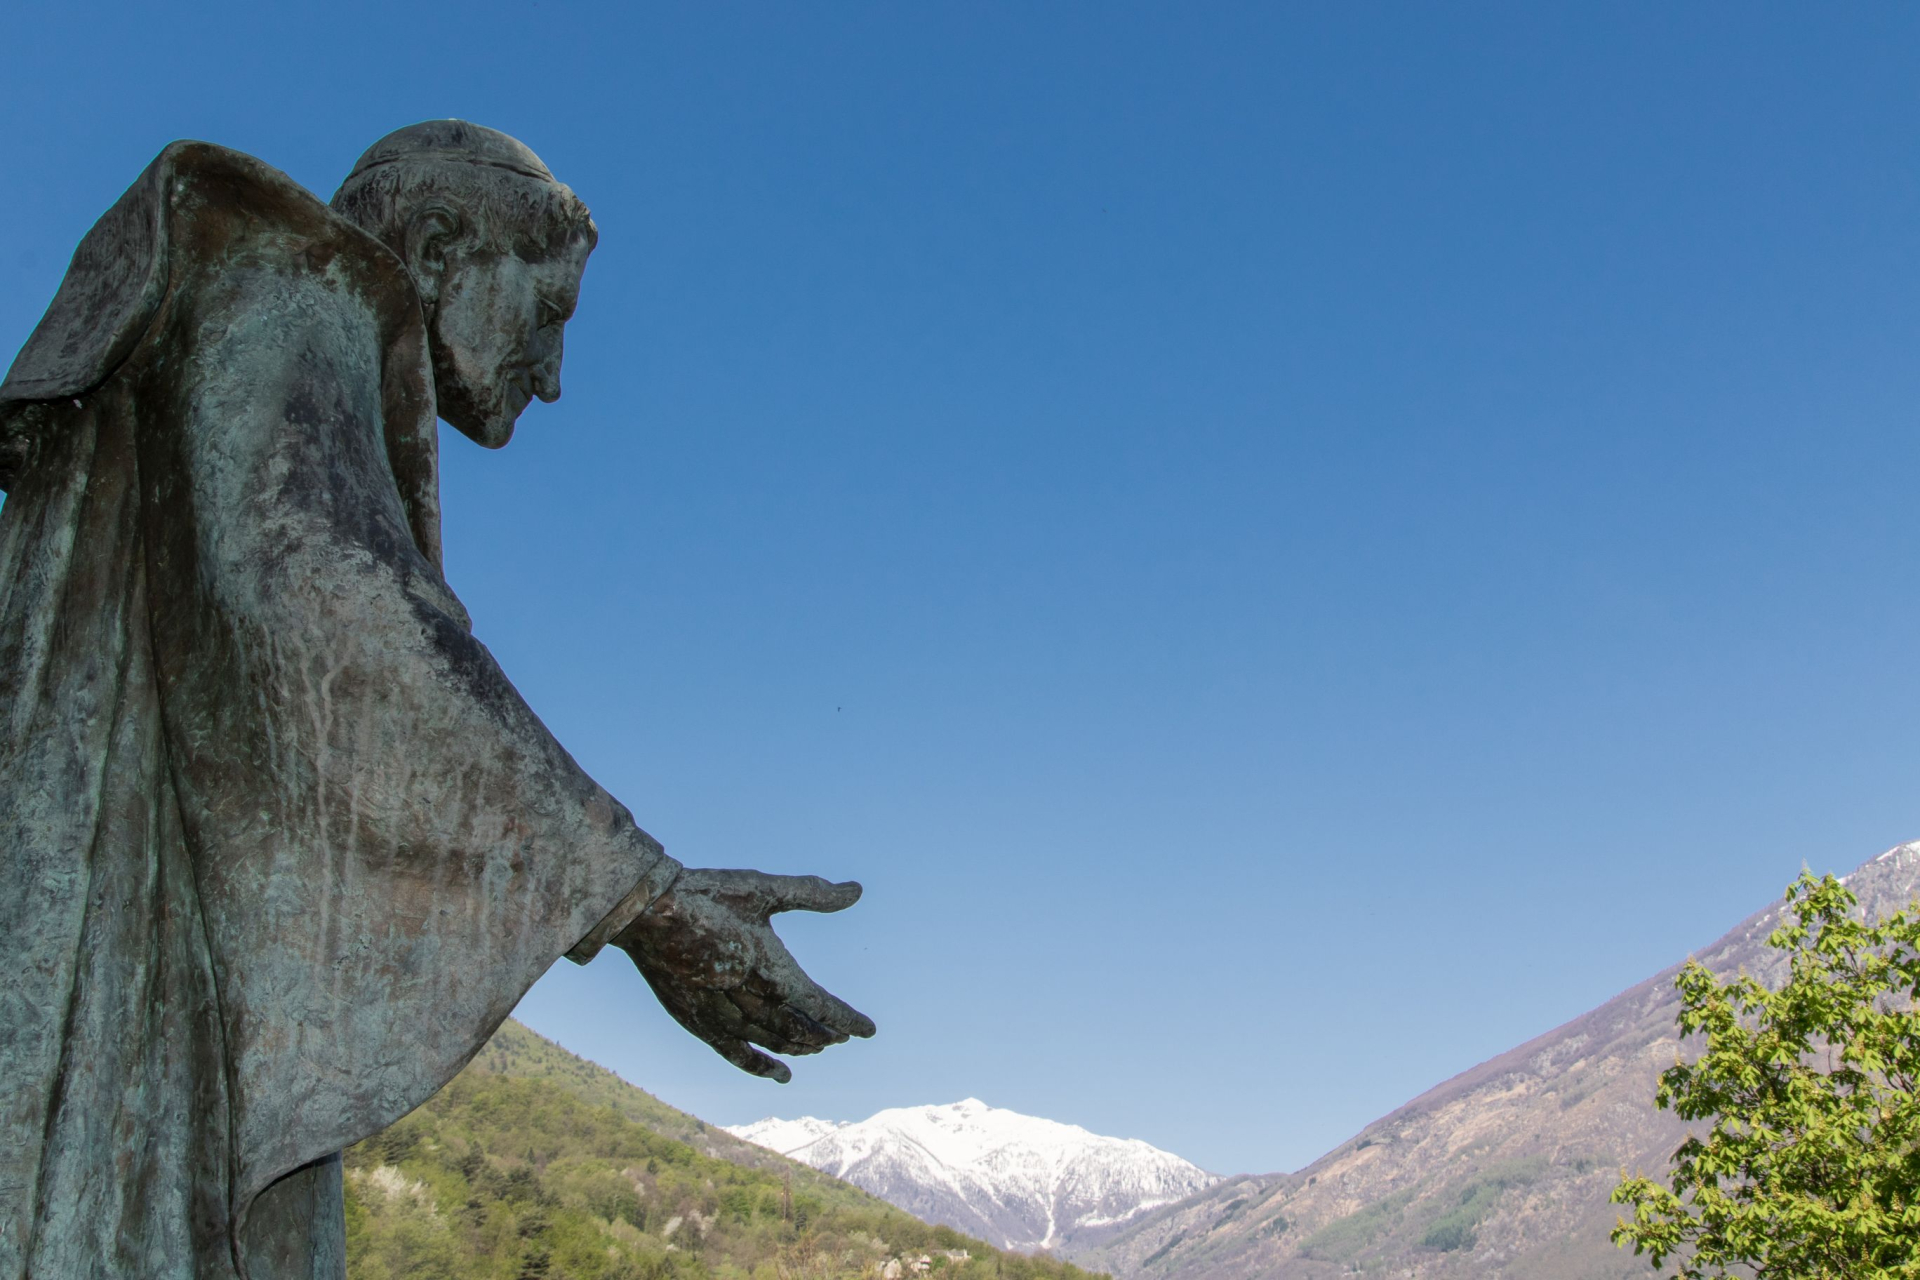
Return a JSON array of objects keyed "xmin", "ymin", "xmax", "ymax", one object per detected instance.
[{"xmin": 328, "ymin": 120, "xmax": 596, "ymax": 263}]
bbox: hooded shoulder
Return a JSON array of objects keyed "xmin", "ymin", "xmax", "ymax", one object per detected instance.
[{"xmin": 1, "ymin": 141, "xmax": 426, "ymax": 493}]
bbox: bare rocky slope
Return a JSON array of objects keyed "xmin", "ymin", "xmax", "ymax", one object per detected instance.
[{"xmin": 1071, "ymin": 842, "xmax": 1920, "ymax": 1280}]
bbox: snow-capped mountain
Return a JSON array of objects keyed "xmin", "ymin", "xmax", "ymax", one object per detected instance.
[{"xmin": 726, "ymin": 1100, "xmax": 1216, "ymax": 1253}]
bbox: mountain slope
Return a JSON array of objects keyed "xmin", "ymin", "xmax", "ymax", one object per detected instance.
[
  {"xmin": 1074, "ymin": 841, "xmax": 1920, "ymax": 1280},
  {"xmin": 344, "ymin": 1021, "xmax": 1110, "ymax": 1280},
  {"xmin": 728, "ymin": 1101, "xmax": 1218, "ymax": 1253}
]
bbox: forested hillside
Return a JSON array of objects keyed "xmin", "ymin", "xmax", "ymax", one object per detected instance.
[{"xmin": 343, "ymin": 1021, "xmax": 1106, "ymax": 1280}]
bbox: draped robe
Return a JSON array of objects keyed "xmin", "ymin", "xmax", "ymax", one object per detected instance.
[{"xmin": 0, "ymin": 142, "xmax": 678, "ymax": 1279}]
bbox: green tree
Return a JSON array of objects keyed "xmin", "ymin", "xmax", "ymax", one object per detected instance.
[{"xmin": 1612, "ymin": 872, "xmax": 1920, "ymax": 1278}]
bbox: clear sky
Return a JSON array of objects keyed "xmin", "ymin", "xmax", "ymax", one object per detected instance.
[{"xmin": 6, "ymin": 3, "xmax": 1919, "ymax": 1177}]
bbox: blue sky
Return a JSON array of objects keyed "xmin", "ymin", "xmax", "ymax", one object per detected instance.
[{"xmin": 6, "ymin": 4, "xmax": 1919, "ymax": 1176}]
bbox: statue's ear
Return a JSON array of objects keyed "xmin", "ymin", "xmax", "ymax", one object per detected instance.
[{"xmin": 401, "ymin": 205, "xmax": 471, "ymax": 313}]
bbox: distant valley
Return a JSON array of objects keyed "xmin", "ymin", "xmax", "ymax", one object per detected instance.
[{"xmin": 348, "ymin": 840, "xmax": 1920, "ymax": 1280}]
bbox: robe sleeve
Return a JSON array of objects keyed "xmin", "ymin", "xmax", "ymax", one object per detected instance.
[{"xmin": 125, "ymin": 148, "xmax": 681, "ymax": 1227}]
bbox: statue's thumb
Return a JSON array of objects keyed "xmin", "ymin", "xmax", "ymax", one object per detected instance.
[{"xmin": 772, "ymin": 876, "xmax": 862, "ymax": 915}]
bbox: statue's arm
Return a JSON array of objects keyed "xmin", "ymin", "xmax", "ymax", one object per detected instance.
[{"xmin": 159, "ymin": 277, "xmax": 872, "ymax": 1081}]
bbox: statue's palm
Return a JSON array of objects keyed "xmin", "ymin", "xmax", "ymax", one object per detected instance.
[{"xmin": 616, "ymin": 868, "xmax": 875, "ymax": 1082}]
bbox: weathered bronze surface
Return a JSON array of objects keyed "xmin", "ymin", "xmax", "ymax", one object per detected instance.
[{"xmin": 0, "ymin": 121, "xmax": 872, "ymax": 1280}]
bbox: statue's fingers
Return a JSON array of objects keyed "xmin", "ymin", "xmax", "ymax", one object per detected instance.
[
  {"xmin": 711, "ymin": 1035, "xmax": 793, "ymax": 1084},
  {"xmin": 766, "ymin": 875, "xmax": 863, "ymax": 917},
  {"xmin": 752, "ymin": 940, "xmax": 876, "ymax": 1040},
  {"xmin": 783, "ymin": 975, "xmax": 878, "ymax": 1041},
  {"xmin": 775, "ymin": 1004, "xmax": 845, "ymax": 1053},
  {"xmin": 729, "ymin": 985, "xmax": 846, "ymax": 1055}
]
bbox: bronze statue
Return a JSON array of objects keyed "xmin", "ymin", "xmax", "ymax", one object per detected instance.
[{"xmin": 0, "ymin": 121, "xmax": 873, "ymax": 1280}]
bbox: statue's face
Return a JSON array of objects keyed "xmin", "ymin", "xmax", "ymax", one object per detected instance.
[{"xmin": 428, "ymin": 230, "xmax": 594, "ymax": 448}]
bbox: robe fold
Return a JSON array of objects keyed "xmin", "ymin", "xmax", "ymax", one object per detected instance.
[{"xmin": 0, "ymin": 142, "xmax": 679, "ymax": 1279}]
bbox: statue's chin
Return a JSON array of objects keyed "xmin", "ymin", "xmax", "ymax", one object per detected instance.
[
  {"xmin": 432, "ymin": 355, "xmax": 532, "ymax": 448},
  {"xmin": 439, "ymin": 385, "xmax": 525, "ymax": 449},
  {"xmin": 448, "ymin": 412, "xmax": 518, "ymax": 449}
]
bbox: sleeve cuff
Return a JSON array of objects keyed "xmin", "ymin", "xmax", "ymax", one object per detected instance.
[{"xmin": 564, "ymin": 856, "xmax": 683, "ymax": 964}]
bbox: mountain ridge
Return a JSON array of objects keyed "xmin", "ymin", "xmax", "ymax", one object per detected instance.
[
  {"xmin": 1070, "ymin": 841, "xmax": 1920, "ymax": 1280},
  {"xmin": 727, "ymin": 1099, "xmax": 1218, "ymax": 1253}
]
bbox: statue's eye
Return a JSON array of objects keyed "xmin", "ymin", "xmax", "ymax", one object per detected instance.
[{"xmin": 538, "ymin": 300, "xmax": 564, "ymax": 329}]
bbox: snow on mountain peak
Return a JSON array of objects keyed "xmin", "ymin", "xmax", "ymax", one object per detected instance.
[
  {"xmin": 725, "ymin": 1101, "xmax": 1216, "ymax": 1253},
  {"xmin": 727, "ymin": 1115, "xmax": 846, "ymax": 1157}
]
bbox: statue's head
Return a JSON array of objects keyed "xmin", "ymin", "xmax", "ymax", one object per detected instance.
[{"xmin": 331, "ymin": 121, "xmax": 597, "ymax": 447}]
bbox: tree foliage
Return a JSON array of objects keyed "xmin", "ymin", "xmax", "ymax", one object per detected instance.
[{"xmin": 1612, "ymin": 873, "xmax": 1920, "ymax": 1278}]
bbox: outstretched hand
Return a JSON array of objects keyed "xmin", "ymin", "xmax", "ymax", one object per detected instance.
[{"xmin": 614, "ymin": 868, "xmax": 875, "ymax": 1083}]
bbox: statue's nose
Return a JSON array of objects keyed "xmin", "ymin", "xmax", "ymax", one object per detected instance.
[
  {"xmin": 532, "ymin": 333, "xmax": 564, "ymax": 403},
  {"xmin": 532, "ymin": 362, "xmax": 562, "ymax": 403}
]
